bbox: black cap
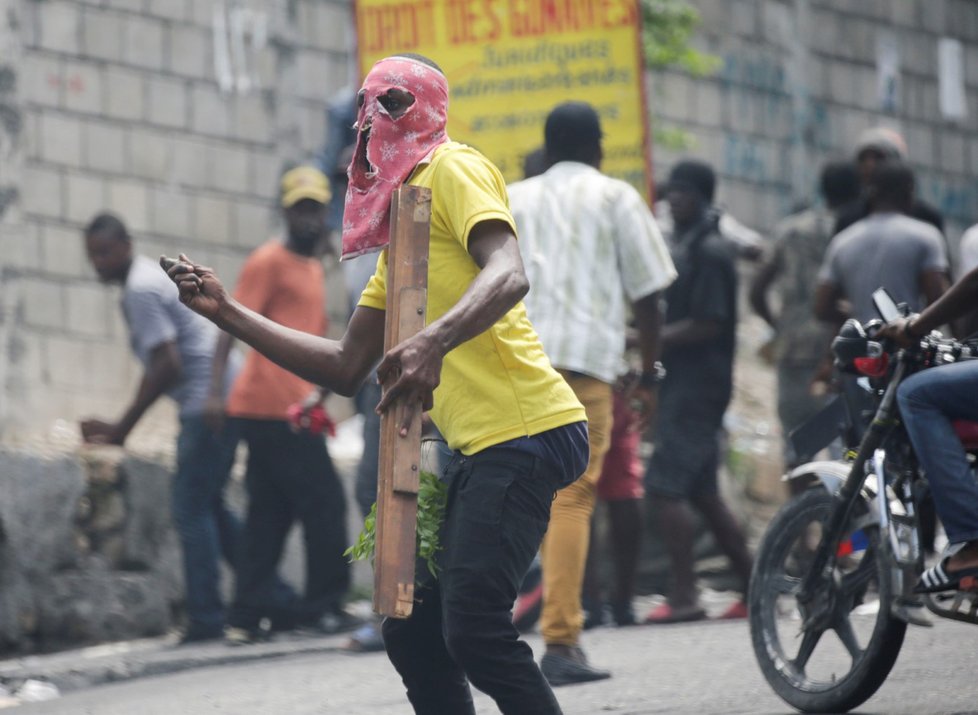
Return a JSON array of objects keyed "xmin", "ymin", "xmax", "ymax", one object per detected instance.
[
  {"xmin": 666, "ymin": 160, "xmax": 716, "ymax": 202},
  {"xmin": 544, "ymin": 102, "xmax": 603, "ymax": 154}
]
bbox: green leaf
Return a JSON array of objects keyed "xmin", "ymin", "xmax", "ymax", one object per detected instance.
[
  {"xmin": 346, "ymin": 471, "xmax": 448, "ymax": 586},
  {"xmin": 653, "ymin": 125, "xmax": 696, "ymax": 150},
  {"xmin": 641, "ymin": 0, "xmax": 719, "ymax": 75}
]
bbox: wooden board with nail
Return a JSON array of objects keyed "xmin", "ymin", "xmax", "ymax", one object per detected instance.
[{"xmin": 374, "ymin": 185, "xmax": 431, "ymax": 619}]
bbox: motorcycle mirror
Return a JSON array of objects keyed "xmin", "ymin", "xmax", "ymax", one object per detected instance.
[{"xmin": 872, "ymin": 288, "xmax": 901, "ymax": 323}]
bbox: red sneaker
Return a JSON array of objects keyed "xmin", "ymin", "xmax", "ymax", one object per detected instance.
[
  {"xmin": 512, "ymin": 583, "xmax": 543, "ymax": 632},
  {"xmin": 644, "ymin": 602, "xmax": 706, "ymax": 624},
  {"xmin": 716, "ymin": 600, "xmax": 748, "ymax": 620}
]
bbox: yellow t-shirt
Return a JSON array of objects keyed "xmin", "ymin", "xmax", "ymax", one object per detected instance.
[{"xmin": 358, "ymin": 142, "xmax": 586, "ymax": 454}]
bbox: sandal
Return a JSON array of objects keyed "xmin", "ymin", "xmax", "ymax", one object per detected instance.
[
  {"xmin": 914, "ymin": 557, "xmax": 978, "ymax": 594},
  {"xmin": 644, "ymin": 602, "xmax": 706, "ymax": 624}
]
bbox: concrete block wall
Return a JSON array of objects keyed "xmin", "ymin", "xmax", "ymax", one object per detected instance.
[
  {"xmin": 652, "ymin": 0, "xmax": 978, "ymax": 245},
  {"xmin": 4, "ymin": 0, "xmax": 978, "ymax": 446},
  {"xmin": 1, "ymin": 0, "xmax": 355, "ymax": 446},
  {"xmin": 0, "ymin": 448, "xmax": 194, "ymax": 652}
]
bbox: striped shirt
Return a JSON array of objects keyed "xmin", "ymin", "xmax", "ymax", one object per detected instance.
[{"xmin": 509, "ymin": 162, "xmax": 677, "ymax": 384}]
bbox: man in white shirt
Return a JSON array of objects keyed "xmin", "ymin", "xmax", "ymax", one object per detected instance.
[{"xmin": 509, "ymin": 102, "xmax": 676, "ymax": 685}]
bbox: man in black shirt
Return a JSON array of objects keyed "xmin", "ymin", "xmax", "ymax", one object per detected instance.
[
  {"xmin": 644, "ymin": 160, "xmax": 753, "ymax": 624},
  {"xmin": 835, "ymin": 126, "xmax": 945, "ymax": 237}
]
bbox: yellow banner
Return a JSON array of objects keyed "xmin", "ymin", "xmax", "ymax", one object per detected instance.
[{"xmin": 355, "ymin": 0, "xmax": 651, "ymax": 198}]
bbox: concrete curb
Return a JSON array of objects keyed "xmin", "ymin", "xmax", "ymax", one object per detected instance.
[{"xmin": 0, "ymin": 631, "xmax": 354, "ymax": 696}]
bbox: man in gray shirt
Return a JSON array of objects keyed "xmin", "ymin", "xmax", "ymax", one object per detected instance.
[
  {"xmin": 80, "ymin": 213, "xmax": 242, "ymax": 643},
  {"xmin": 815, "ymin": 161, "xmax": 948, "ymax": 326}
]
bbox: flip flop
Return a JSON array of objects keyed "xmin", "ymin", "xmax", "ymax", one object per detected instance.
[
  {"xmin": 644, "ymin": 602, "xmax": 707, "ymax": 624},
  {"xmin": 914, "ymin": 557, "xmax": 978, "ymax": 594}
]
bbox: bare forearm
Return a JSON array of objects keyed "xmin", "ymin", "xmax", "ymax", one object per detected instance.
[
  {"xmin": 814, "ymin": 283, "xmax": 847, "ymax": 325},
  {"xmin": 373, "ymin": 224, "xmax": 528, "ymax": 430},
  {"xmin": 749, "ymin": 258, "xmax": 780, "ymax": 329},
  {"xmin": 214, "ymin": 298, "xmax": 364, "ymax": 395},
  {"xmin": 750, "ymin": 289, "xmax": 778, "ymax": 330},
  {"xmin": 661, "ymin": 319, "xmax": 722, "ymax": 351},
  {"xmin": 163, "ymin": 253, "xmax": 384, "ymax": 397},
  {"xmin": 817, "ymin": 308, "xmax": 848, "ymax": 332},
  {"xmin": 633, "ymin": 292, "xmax": 663, "ymax": 372},
  {"xmin": 427, "ymin": 252, "xmax": 528, "ymax": 354},
  {"xmin": 914, "ymin": 267, "xmax": 978, "ymax": 336},
  {"xmin": 118, "ymin": 359, "xmax": 180, "ymax": 438},
  {"xmin": 751, "ymin": 294, "xmax": 777, "ymax": 329},
  {"xmin": 209, "ymin": 331, "xmax": 234, "ymax": 396}
]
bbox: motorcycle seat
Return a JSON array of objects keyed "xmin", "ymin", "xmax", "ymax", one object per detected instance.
[{"xmin": 953, "ymin": 420, "xmax": 978, "ymax": 450}]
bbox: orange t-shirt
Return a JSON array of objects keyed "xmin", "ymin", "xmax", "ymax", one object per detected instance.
[{"xmin": 226, "ymin": 241, "xmax": 327, "ymax": 420}]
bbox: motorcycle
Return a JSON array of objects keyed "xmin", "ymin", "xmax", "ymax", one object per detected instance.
[{"xmin": 749, "ymin": 288, "xmax": 978, "ymax": 713}]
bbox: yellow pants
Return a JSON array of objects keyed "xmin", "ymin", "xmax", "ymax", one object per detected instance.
[{"xmin": 540, "ymin": 372, "xmax": 612, "ymax": 646}]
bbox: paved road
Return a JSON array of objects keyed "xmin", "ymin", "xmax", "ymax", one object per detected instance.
[{"xmin": 12, "ymin": 616, "xmax": 978, "ymax": 714}]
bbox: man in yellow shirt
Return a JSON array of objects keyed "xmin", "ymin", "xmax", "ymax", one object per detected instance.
[{"xmin": 164, "ymin": 54, "xmax": 584, "ymax": 715}]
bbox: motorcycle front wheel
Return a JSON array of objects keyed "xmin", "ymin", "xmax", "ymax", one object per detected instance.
[{"xmin": 749, "ymin": 488, "xmax": 907, "ymax": 713}]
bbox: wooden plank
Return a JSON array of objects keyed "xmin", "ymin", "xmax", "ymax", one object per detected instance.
[{"xmin": 373, "ymin": 185, "xmax": 431, "ymax": 619}]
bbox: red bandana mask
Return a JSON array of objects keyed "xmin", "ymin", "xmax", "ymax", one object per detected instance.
[{"xmin": 341, "ymin": 57, "xmax": 450, "ymax": 259}]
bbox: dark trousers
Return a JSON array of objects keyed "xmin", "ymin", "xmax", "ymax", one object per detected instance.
[
  {"xmin": 229, "ymin": 419, "xmax": 349, "ymax": 629},
  {"xmin": 173, "ymin": 416, "xmax": 242, "ymax": 634},
  {"xmin": 382, "ymin": 448, "xmax": 563, "ymax": 715}
]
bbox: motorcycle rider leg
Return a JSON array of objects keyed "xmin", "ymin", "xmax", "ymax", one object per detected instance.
[{"xmin": 897, "ymin": 361, "xmax": 978, "ymax": 575}]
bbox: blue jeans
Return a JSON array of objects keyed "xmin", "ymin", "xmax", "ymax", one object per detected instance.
[
  {"xmin": 173, "ymin": 415, "xmax": 242, "ymax": 634},
  {"xmin": 897, "ymin": 361, "xmax": 978, "ymax": 545}
]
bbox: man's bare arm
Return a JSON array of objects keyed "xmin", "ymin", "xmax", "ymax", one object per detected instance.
[
  {"xmin": 375, "ymin": 219, "xmax": 529, "ymax": 431},
  {"xmin": 209, "ymin": 331, "xmax": 235, "ymax": 397},
  {"xmin": 165, "ymin": 255, "xmax": 384, "ymax": 396},
  {"xmin": 749, "ymin": 249, "xmax": 783, "ymax": 330},
  {"xmin": 629, "ymin": 291, "xmax": 664, "ymax": 430},
  {"xmin": 810, "ymin": 281, "xmax": 849, "ymax": 390},
  {"xmin": 882, "ymin": 264, "xmax": 978, "ymax": 345},
  {"xmin": 81, "ymin": 341, "xmax": 182, "ymax": 445},
  {"xmin": 633, "ymin": 292, "xmax": 663, "ymax": 375},
  {"xmin": 215, "ymin": 301, "xmax": 383, "ymax": 396},
  {"xmin": 203, "ymin": 331, "xmax": 235, "ymax": 430},
  {"xmin": 420, "ymin": 219, "xmax": 529, "ymax": 354},
  {"xmin": 661, "ymin": 318, "xmax": 722, "ymax": 351},
  {"xmin": 119, "ymin": 342, "xmax": 182, "ymax": 437},
  {"xmin": 813, "ymin": 281, "xmax": 847, "ymax": 325}
]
